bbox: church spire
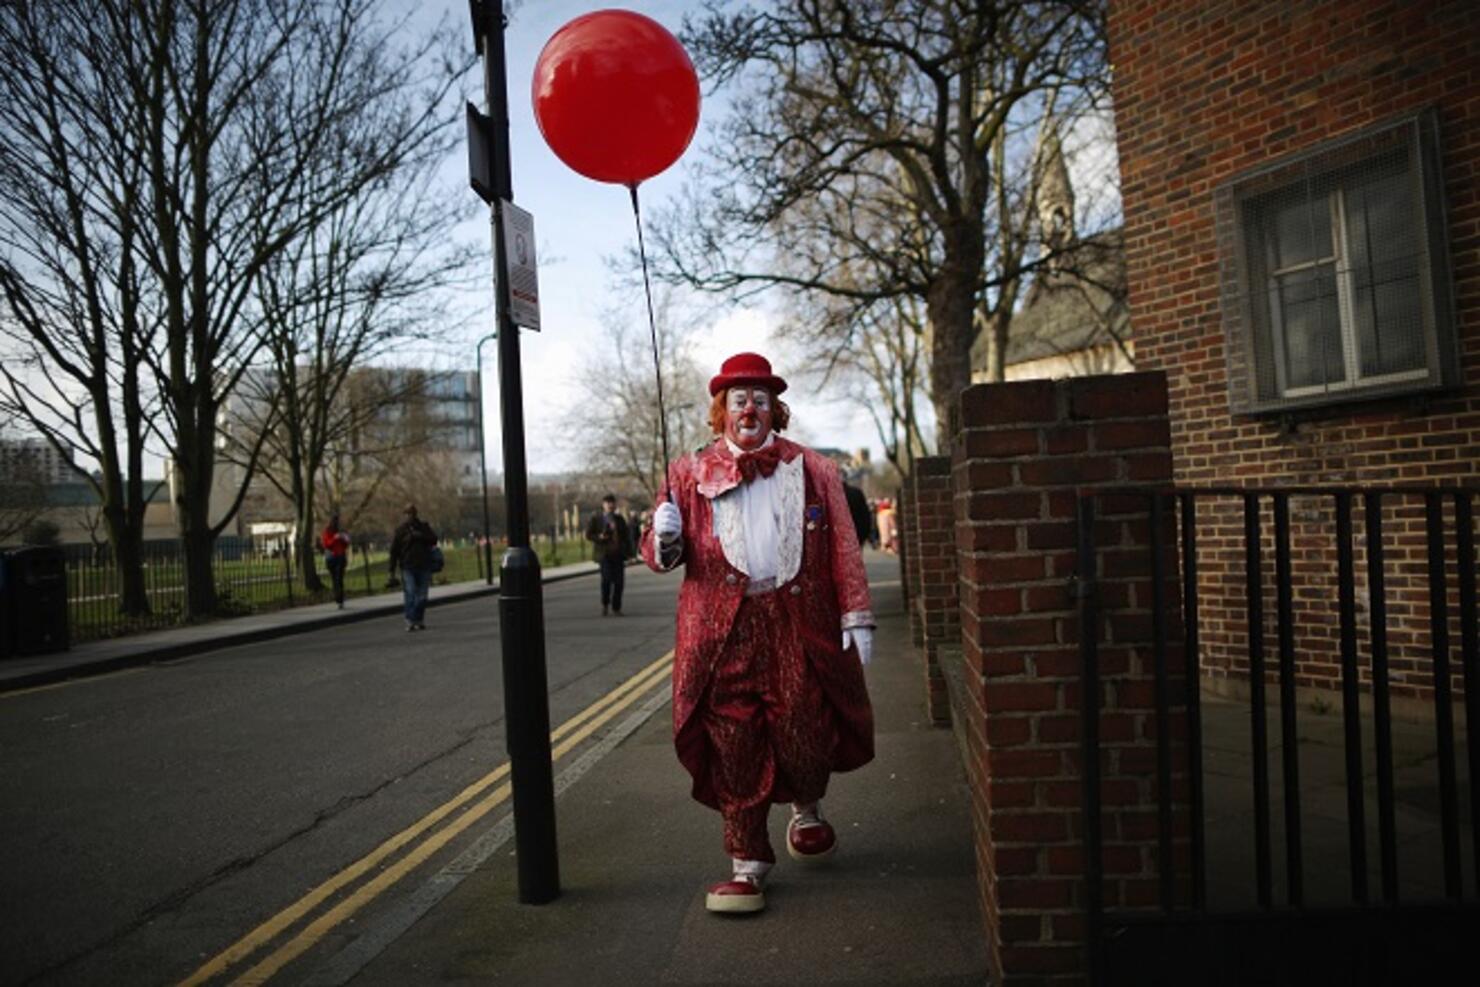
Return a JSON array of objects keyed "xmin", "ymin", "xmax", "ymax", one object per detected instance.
[{"xmin": 1037, "ymin": 125, "xmax": 1075, "ymax": 264}]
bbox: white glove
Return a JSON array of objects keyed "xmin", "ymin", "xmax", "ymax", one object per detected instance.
[
  {"xmin": 842, "ymin": 627, "xmax": 873, "ymax": 666},
  {"xmin": 653, "ymin": 502, "xmax": 682, "ymax": 544}
]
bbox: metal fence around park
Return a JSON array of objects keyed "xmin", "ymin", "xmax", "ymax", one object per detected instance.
[{"xmin": 64, "ymin": 534, "xmax": 592, "ymax": 644}]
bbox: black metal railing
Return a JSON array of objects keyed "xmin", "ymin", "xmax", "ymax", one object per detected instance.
[
  {"xmin": 54, "ymin": 536, "xmax": 590, "ymax": 645},
  {"xmin": 1077, "ymin": 485, "xmax": 1480, "ymax": 985},
  {"xmin": 63, "ymin": 542, "xmax": 389, "ymax": 643}
]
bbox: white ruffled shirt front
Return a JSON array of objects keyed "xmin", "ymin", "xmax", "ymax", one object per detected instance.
[{"xmin": 723, "ymin": 434, "xmax": 781, "ymax": 582}]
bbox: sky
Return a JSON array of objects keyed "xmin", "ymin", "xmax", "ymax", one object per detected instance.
[
  {"xmin": 421, "ymin": 0, "xmax": 874, "ymax": 479},
  {"xmin": 404, "ymin": 1, "xmax": 1121, "ymax": 480}
]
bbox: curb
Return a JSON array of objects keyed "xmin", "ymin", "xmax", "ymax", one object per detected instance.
[{"xmin": 1, "ymin": 563, "xmax": 612, "ymax": 694}]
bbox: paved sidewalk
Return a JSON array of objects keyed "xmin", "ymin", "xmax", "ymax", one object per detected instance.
[
  {"xmin": 0, "ymin": 560, "xmax": 604, "ymax": 694},
  {"xmin": 330, "ymin": 578, "xmax": 990, "ymax": 986}
]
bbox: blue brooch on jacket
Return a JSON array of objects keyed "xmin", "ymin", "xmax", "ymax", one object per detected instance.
[{"xmin": 806, "ymin": 504, "xmax": 824, "ymax": 531}]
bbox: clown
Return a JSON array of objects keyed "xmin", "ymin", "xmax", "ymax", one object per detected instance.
[{"xmin": 643, "ymin": 352, "xmax": 874, "ymax": 914}]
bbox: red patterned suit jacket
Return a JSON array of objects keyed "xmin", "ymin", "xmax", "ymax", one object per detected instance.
[{"xmin": 642, "ymin": 435, "xmax": 875, "ymax": 808}]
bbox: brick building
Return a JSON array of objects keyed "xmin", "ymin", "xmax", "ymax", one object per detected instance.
[{"xmin": 1108, "ymin": 0, "xmax": 1479, "ymax": 708}]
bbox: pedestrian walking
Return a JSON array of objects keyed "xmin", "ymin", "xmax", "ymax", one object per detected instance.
[
  {"xmin": 643, "ymin": 351, "xmax": 874, "ymax": 915},
  {"xmin": 321, "ymin": 512, "xmax": 351, "ymax": 609},
  {"xmin": 843, "ymin": 477, "xmax": 872, "ymax": 547},
  {"xmin": 585, "ymin": 493, "xmax": 631, "ymax": 615},
  {"xmin": 388, "ymin": 503, "xmax": 438, "ymax": 631},
  {"xmin": 877, "ymin": 498, "xmax": 897, "ymax": 554}
]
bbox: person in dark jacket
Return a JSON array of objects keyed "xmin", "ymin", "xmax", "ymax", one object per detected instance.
[
  {"xmin": 388, "ymin": 503, "xmax": 438, "ymax": 631},
  {"xmin": 585, "ymin": 493, "xmax": 631, "ymax": 615},
  {"xmin": 843, "ymin": 480, "xmax": 872, "ymax": 547}
]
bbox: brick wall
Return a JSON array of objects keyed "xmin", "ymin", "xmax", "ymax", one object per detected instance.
[
  {"xmin": 950, "ymin": 372, "xmax": 1186, "ymax": 984},
  {"xmin": 1108, "ymin": 0, "xmax": 1480, "ymax": 707},
  {"xmin": 910, "ymin": 457, "xmax": 958, "ymax": 724},
  {"xmin": 899, "ymin": 481, "xmax": 925, "ymax": 648},
  {"xmin": 894, "ymin": 485, "xmax": 909, "ymax": 610}
]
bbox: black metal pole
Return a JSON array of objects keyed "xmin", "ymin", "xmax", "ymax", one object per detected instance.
[
  {"xmin": 1243, "ymin": 493, "xmax": 1272, "ymax": 908},
  {"xmin": 472, "ymin": 1, "xmax": 558, "ymax": 904},
  {"xmin": 1363, "ymin": 491, "xmax": 1398, "ymax": 903},
  {"xmin": 1273, "ymin": 492, "xmax": 1304, "ymax": 906},
  {"xmin": 1455, "ymin": 492, "xmax": 1480, "ymax": 897},
  {"xmin": 1334, "ymin": 491, "xmax": 1367, "ymax": 904},
  {"xmin": 476, "ymin": 332, "xmax": 497, "ymax": 586},
  {"xmin": 1424, "ymin": 492, "xmax": 1461, "ymax": 900}
]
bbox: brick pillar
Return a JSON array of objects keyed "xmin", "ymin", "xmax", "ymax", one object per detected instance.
[
  {"xmin": 899, "ymin": 481, "xmax": 925, "ymax": 647},
  {"xmin": 950, "ymin": 372, "xmax": 1183, "ymax": 984},
  {"xmin": 910, "ymin": 456, "xmax": 958, "ymax": 725},
  {"xmin": 894, "ymin": 484, "xmax": 909, "ymax": 609}
]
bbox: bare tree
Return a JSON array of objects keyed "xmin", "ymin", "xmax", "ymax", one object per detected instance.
[
  {"xmin": 307, "ymin": 368, "xmax": 482, "ymax": 542},
  {"xmin": 60, "ymin": 500, "xmax": 110, "ymax": 563},
  {"xmin": 227, "ymin": 365, "xmax": 478, "ymax": 581},
  {"xmin": 653, "ymin": 0, "xmax": 1109, "ymax": 438},
  {"xmin": 0, "ymin": 0, "xmax": 468, "ymax": 619},
  {"xmin": 368, "ymin": 447, "xmax": 473, "ymax": 541},
  {"xmin": 559, "ymin": 298, "xmax": 709, "ymax": 502},
  {"xmin": 785, "ymin": 291, "xmax": 934, "ymax": 476},
  {"xmin": 0, "ymin": 3, "xmax": 164, "ymax": 612},
  {"xmin": 232, "ymin": 141, "xmax": 476, "ymax": 592}
]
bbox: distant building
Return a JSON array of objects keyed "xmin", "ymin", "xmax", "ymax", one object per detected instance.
[
  {"xmin": 0, "ymin": 437, "xmax": 78, "ymax": 485},
  {"xmin": 208, "ymin": 366, "xmax": 483, "ymax": 537},
  {"xmin": 34, "ymin": 479, "xmax": 175, "ymax": 546}
]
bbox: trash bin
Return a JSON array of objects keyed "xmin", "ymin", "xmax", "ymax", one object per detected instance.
[{"xmin": 0, "ymin": 546, "xmax": 70, "ymax": 658}]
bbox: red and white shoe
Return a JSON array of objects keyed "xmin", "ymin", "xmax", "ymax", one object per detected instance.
[
  {"xmin": 705, "ymin": 872, "xmax": 766, "ymax": 914},
  {"xmin": 786, "ymin": 804, "xmax": 837, "ymax": 862},
  {"xmin": 706, "ymin": 859, "xmax": 770, "ymax": 914}
]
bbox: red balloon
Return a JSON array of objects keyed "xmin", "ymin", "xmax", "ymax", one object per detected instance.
[{"xmin": 532, "ymin": 10, "xmax": 701, "ymax": 187}]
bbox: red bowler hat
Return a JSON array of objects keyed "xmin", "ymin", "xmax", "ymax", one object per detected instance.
[{"xmin": 708, "ymin": 352, "xmax": 788, "ymax": 396}]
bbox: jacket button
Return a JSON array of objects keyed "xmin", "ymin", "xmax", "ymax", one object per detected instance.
[
  {"xmin": 790, "ymin": 584, "xmax": 801, "ymax": 596},
  {"xmin": 726, "ymin": 573, "xmax": 737, "ymax": 585}
]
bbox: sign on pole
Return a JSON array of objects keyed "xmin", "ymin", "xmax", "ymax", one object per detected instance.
[{"xmin": 502, "ymin": 201, "xmax": 540, "ymax": 331}]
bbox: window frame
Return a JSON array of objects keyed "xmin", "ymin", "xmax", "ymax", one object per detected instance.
[{"xmin": 1216, "ymin": 108, "xmax": 1459, "ymax": 417}]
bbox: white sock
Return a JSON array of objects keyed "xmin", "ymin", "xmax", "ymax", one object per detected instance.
[
  {"xmin": 791, "ymin": 801, "xmax": 821, "ymax": 822},
  {"xmin": 733, "ymin": 858, "xmax": 772, "ymax": 882}
]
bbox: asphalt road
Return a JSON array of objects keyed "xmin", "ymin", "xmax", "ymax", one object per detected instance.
[{"xmin": 0, "ymin": 563, "xmax": 683, "ymax": 987}]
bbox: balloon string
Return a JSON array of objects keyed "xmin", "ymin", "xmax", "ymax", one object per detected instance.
[{"xmin": 629, "ymin": 183, "xmax": 673, "ymax": 507}]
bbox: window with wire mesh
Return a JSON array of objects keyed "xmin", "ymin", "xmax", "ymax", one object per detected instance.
[{"xmin": 1215, "ymin": 110, "xmax": 1458, "ymax": 415}]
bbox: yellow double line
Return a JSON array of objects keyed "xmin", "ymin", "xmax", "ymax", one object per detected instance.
[{"xmin": 181, "ymin": 650, "xmax": 674, "ymax": 987}]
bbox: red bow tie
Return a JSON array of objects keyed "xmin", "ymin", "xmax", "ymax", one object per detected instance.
[{"xmin": 736, "ymin": 444, "xmax": 783, "ymax": 483}]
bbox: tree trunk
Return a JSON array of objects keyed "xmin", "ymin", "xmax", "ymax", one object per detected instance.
[
  {"xmin": 178, "ymin": 449, "xmax": 219, "ymax": 618},
  {"xmin": 986, "ymin": 308, "xmax": 1011, "ymax": 384},
  {"xmin": 102, "ymin": 498, "xmax": 150, "ymax": 617},
  {"xmin": 925, "ymin": 263, "xmax": 984, "ymax": 446},
  {"xmin": 296, "ymin": 498, "xmax": 324, "ymax": 593}
]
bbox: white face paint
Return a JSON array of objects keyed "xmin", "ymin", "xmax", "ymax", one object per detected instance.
[{"xmin": 724, "ymin": 386, "xmax": 773, "ymax": 451}]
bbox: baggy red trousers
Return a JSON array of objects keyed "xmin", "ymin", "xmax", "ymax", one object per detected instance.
[{"xmin": 700, "ymin": 590, "xmax": 837, "ymax": 863}]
